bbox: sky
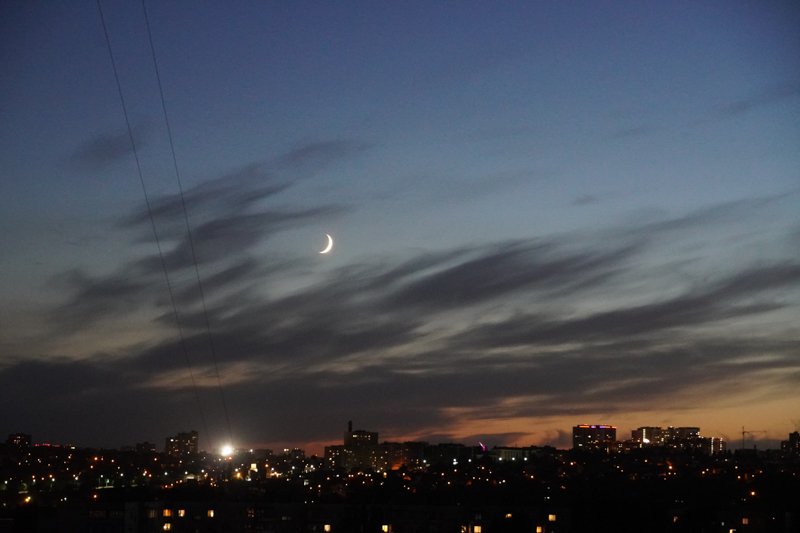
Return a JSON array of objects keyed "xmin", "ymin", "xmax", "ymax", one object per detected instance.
[{"xmin": 1, "ymin": 1, "xmax": 799, "ymax": 454}]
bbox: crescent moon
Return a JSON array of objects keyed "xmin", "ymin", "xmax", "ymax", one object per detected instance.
[{"xmin": 319, "ymin": 233, "xmax": 334, "ymax": 254}]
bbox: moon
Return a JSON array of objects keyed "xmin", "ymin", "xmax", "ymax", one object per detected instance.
[{"xmin": 319, "ymin": 233, "xmax": 334, "ymax": 254}]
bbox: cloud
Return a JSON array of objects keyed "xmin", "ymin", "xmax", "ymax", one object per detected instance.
[
  {"xmin": 70, "ymin": 124, "xmax": 151, "ymax": 170},
  {"xmin": 275, "ymin": 140, "xmax": 369, "ymax": 172},
  {"xmin": 383, "ymin": 241, "xmax": 638, "ymax": 312},
  {"xmin": 714, "ymin": 82, "xmax": 800, "ymax": 119},
  {"xmin": 608, "ymin": 124, "xmax": 656, "ymax": 139},
  {"xmin": 132, "ymin": 205, "xmax": 345, "ymax": 274},
  {"xmin": 122, "ymin": 140, "xmax": 365, "ymax": 236},
  {"xmin": 49, "ymin": 141, "xmax": 363, "ymax": 333},
  {"xmin": 49, "ymin": 269, "xmax": 155, "ymax": 329},
  {"xmin": 36, "ymin": 193, "xmax": 800, "ymax": 449},
  {"xmin": 102, "ymin": 236, "xmax": 798, "ymax": 444},
  {"xmin": 120, "ymin": 162, "xmax": 289, "ymax": 231},
  {"xmin": 455, "ymin": 262, "xmax": 799, "ymax": 350},
  {"xmin": 572, "ymin": 194, "xmax": 598, "ymax": 206},
  {"xmin": 0, "ymin": 358, "xmax": 213, "ymax": 447}
]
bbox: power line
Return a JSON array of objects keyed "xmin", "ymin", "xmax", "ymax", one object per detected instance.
[
  {"xmin": 141, "ymin": 0, "xmax": 233, "ymax": 443},
  {"xmin": 96, "ymin": 0, "xmax": 209, "ymax": 440}
]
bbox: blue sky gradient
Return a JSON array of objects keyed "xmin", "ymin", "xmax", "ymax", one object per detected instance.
[{"xmin": 1, "ymin": 1, "xmax": 799, "ymax": 452}]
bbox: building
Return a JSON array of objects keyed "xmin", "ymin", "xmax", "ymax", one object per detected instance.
[
  {"xmin": 490, "ymin": 446, "xmax": 551, "ymax": 462},
  {"xmin": 422, "ymin": 443, "xmax": 479, "ymax": 466},
  {"xmin": 781, "ymin": 431, "xmax": 800, "ymax": 456},
  {"xmin": 382, "ymin": 441, "xmax": 427, "ymax": 470},
  {"xmin": 6, "ymin": 433, "xmax": 31, "ymax": 448},
  {"xmin": 572, "ymin": 425, "xmax": 616, "ymax": 451},
  {"xmin": 708, "ymin": 437, "xmax": 726, "ymax": 455},
  {"xmin": 325, "ymin": 421, "xmax": 382, "ymax": 471},
  {"xmin": 165, "ymin": 430, "xmax": 199, "ymax": 458},
  {"xmin": 631, "ymin": 426, "xmax": 707, "ymax": 450},
  {"xmin": 631, "ymin": 427, "xmax": 664, "ymax": 445},
  {"xmin": 344, "ymin": 420, "xmax": 378, "ymax": 447},
  {"xmin": 665, "ymin": 426, "xmax": 700, "ymax": 442},
  {"xmin": 135, "ymin": 441, "xmax": 157, "ymax": 453}
]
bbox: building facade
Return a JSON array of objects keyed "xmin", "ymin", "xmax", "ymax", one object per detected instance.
[
  {"xmin": 572, "ymin": 425, "xmax": 617, "ymax": 451},
  {"xmin": 165, "ymin": 431, "xmax": 199, "ymax": 458}
]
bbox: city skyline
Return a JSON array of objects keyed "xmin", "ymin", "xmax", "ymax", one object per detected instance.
[
  {"xmin": 4, "ymin": 424, "xmax": 798, "ymax": 532},
  {"xmin": 6, "ymin": 418, "xmax": 795, "ymax": 457},
  {"xmin": 2, "ymin": 2, "xmax": 799, "ymax": 454}
]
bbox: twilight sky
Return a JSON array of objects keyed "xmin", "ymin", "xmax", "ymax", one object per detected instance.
[{"xmin": 1, "ymin": 1, "xmax": 799, "ymax": 453}]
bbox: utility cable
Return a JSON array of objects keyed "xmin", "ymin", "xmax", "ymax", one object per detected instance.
[
  {"xmin": 96, "ymin": 0, "xmax": 209, "ymax": 441},
  {"xmin": 141, "ymin": 0, "xmax": 233, "ymax": 443}
]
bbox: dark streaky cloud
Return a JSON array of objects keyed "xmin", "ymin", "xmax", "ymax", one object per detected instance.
[
  {"xmin": 33, "ymin": 189, "xmax": 800, "ymax": 448},
  {"xmin": 70, "ymin": 124, "xmax": 152, "ymax": 170}
]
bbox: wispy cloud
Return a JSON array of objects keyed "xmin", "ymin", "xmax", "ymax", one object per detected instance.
[
  {"xmin": 26, "ymin": 191, "xmax": 800, "ymax": 447},
  {"xmin": 50, "ymin": 141, "xmax": 363, "ymax": 332},
  {"xmin": 714, "ymin": 82, "xmax": 800, "ymax": 119},
  {"xmin": 70, "ymin": 124, "xmax": 152, "ymax": 170}
]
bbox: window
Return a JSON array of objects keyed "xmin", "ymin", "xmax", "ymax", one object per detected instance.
[
  {"xmin": 742, "ymin": 517, "xmax": 749, "ymax": 525},
  {"xmin": 207, "ymin": 509, "xmax": 215, "ymax": 518},
  {"xmin": 178, "ymin": 509, "xmax": 185, "ymax": 518},
  {"xmin": 548, "ymin": 514, "xmax": 557, "ymax": 522},
  {"xmin": 163, "ymin": 509, "xmax": 172, "ymax": 517},
  {"xmin": 163, "ymin": 524, "xmax": 171, "ymax": 531},
  {"xmin": 323, "ymin": 526, "xmax": 332, "ymax": 532}
]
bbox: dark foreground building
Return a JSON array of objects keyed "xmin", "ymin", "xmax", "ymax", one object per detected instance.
[{"xmin": 3, "ymin": 437, "xmax": 799, "ymax": 532}]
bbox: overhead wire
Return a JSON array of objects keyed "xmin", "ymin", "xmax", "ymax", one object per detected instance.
[
  {"xmin": 95, "ymin": 0, "xmax": 210, "ymax": 440},
  {"xmin": 140, "ymin": 0, "xmax": 233, "ymax": 443}
]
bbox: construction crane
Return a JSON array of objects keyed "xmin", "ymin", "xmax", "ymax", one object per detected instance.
[{"xmin": 741, "ymin": 427, "xmax": 767, "ymax": 450}]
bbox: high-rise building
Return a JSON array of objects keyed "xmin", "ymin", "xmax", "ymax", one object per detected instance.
[
  {"xmin": 325, "ymin": 421, "xmax": 382, "ymax": 471},
  {"xmin": 344, "ymin": 420, "xmax": 378, "ymax": 447},
  {"xmin": 572, "ymin": 425, "xmax": 616, "ymax": 451},
  {"xmin": 632, "ymin": 427, "xmax": 664, "ymax": 445},
  {"xmin": 135, "ymin": 441, "xmax": 157, "ymax": 453},
  {"xmin": 665, "ymin": 426, "xmax": 700, "ymax": 442},
  {"xmin": 165, "ymin": 430, "xmax": 199, "ymax": 458},
  {"xmin": 6, "ymin": 433, "xmax": 31, "ymax": 448},
  {"xmin": 708, "ymin": 437, "xmax": 726, "ymax": 455},
  {"xmin": 631, "ymin": 426, "xmax": 705, "ymax": 450},
  {"xmin": 382, "ymin": 441, "xmax": 427, "ymax": 470},
  {"xmin": 781, "ymin": 431, "xmax": 800, "ymax": 456}
]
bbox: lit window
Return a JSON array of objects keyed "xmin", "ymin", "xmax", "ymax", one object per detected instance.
[
  {"xmin": 548, "ymin": 514, "xmax": 557, "ymax": 522},
  {"xmin": 163, "ymin": 524, "xmax": 171, "ymax": 531},
  {"xmin": 474, "ymin": 527, "xmax": 482, "ymax": 533},
  {"xmin": 536, "ymin": 527, "xmax": 543, "ymax": 533},
  {"xmin": 324, "ymin": 525, "xmax": 332, "ymax": 532},
  {"xmin": 163, "ymin": 509, "xmax": 172, "ymax": 517},
  {"xmin": 381, "ymin": 526, "xmax": 391, "ymax": 533},
  {"xmin": 207, "ymin": 509, "xmax": 215, "ymax": 518},
  {"xmin": 742, "ymin": 517, "xmax": 749, "ymax": 525},
  {"xmin": 177, "ymin": 509, "xmax": 185, "ymax": 517},
  {"xmin": 505, "ymin": 513, "xmax": 513, "ymax": 519}
]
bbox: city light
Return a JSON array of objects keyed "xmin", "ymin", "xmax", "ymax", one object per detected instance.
[{"xmin": 1, "ymin": 424, "xmax": 798, "ymax": 530}]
